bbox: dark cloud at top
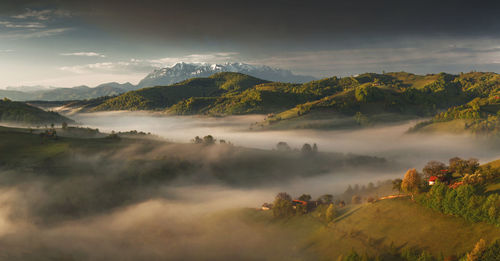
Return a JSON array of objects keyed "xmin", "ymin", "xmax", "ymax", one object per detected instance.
[{"xmin": 2, "ymin": 0, "xmax": 500, "ymax": 47}]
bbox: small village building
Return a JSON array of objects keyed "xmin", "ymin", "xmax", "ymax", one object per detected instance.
[
  {"xmin": 429, "ymin": 176, "xmax": 438, "ymax": 186},
  {"xmin": 292, "ymin": 200, "xmax": 307, "ymax": 209},
  {"xmin": 261, "ymin": 203, "xmax": 272, "ymax": 211},
  {"xmin": 429, "ymin": 174, "xmax": 449, "ymax": 186}
]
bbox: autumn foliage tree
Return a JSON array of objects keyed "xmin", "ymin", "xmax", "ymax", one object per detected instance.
[{"xmin": 402, "ymin": 168, "xmax": 421, "ymax": 200}]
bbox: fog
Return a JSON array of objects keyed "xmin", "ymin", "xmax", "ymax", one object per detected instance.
[
  {"xmin": 0, "ymin": 185, "xmax": 315, "ymax": 260},
  {"xmin": 74, "ymin": 112, "xmax": 500, "ymax": 168},
  {"xmin": 1, "ymin": 112, "xmax": 500, "ymax": 260}
]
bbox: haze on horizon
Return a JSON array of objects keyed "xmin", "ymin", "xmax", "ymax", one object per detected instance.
[{"xmin": 0, "ymin": 0, "xmax": 499, "ymax": 88}]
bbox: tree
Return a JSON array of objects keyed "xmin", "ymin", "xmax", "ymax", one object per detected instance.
[
  {"xmin": 275, "ymin": 192, "xmax": 292, "ymax": 201},
  {"xmin": 401, "ymin": 168, "xmax": 421, "ymax": 200},
  {"xmin": 298, "ymin": 194, "xmax": 312, "ymax": 201},
  {"xmin": 449, "ymin": 157, "xmax": 463, "ymax": 172},
  {"xmin": 325, "ymin": 204, "xmax": 336, "ymax": 222},
  {"xmin": 193, "ymin": 136, "xmax": 203, "ymax": 144},
  {"xmin": 301, "ymin": 143, "xmax": 313, "ymax": 154},
  {"xmin": 312, "ymin": 143, "xmax": 318, "ymax": 153},
  {"xmin": 203, "ymin": 135, "xmax": 215, "ymax": 145},
  {"xmin": 422, "ymin": 160, "xmax": 447, "ymax": 178},
  {"xmin": 276, "ymin": 141, "xmax": 291, "ymax": 152},
  {"xmin": 355, "ymin": 84, "xmax": 381, "ymax": 103},
  {"xmin": 449, "ymin": 157, "xmax": 479, "ymax": 176},
  {"xmin": 62, "ymin": 122, "xmax": 68, "ymax": 129},
  {"xmin": 392, "ymin": 179, "xmax": 403, "ymax": 194},
  {"xmin": 465, "ymin": 158, "xmax": 480, "ymax": 175},
  {"xmin": 272, "ymin": 192, "xmax": 294, "ymax": 218}
]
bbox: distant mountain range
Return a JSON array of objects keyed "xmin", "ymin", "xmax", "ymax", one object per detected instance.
[
  {"xmin": 0, "ymin": 82, "xmax": 135, "ymax": 101},
  {"xmin": 1, "ymin": 63, "xmax": 317, "ymax": 101},
  {"xmin": 137, "ymin": 62, "xmax": 316, "ymax": 88}
]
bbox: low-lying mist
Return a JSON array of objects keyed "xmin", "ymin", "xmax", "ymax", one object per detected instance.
[
  {"xmin": 0, "ymin": 185, "xmax": 315, "ymax": 260},
  {"xmin": 1, "ymin": 111, "xmax": 499, "ymax": 260},
  {"xmin": 74, "ymin": 112, "xmax": 500, "ymax": 168}
]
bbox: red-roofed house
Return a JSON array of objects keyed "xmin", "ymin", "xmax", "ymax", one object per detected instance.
[{"xmin": 429, "ymin": 176, "xmax": 438, "ymax": 185}]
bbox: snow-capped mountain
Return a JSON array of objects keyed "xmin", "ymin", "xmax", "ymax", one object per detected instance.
[{"xmin": 137, "ymin": 62, "xmax": 316, "ymax": 88}]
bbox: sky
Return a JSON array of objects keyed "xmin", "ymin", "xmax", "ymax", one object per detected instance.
[{"xmin": 0, "ymin": 0, "xmax": 499, "ymax": 88}]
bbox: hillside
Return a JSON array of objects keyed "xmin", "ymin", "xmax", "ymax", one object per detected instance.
[
  {"xmin": 91, "ymin": 72, "xmax": 270, "ymax": 111},
  {"xmin": 243, "ymin": 198, "xmax": 500, "ymax": 260},
  {"xmin": 0, "ymin": 98, "xmax": 73, "ymax": 125},
  {"xmin": 49, "ymin": 71, "xmax": 500, "ymax": 132},
  {"xmin": 408, "ymin": 72, "xmax": 500, "ymax": 134}
]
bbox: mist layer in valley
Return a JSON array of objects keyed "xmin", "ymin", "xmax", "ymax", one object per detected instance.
[
  {"xmin": 0, "ymin": 112, "xmax": 499, "ymax": 260},
  {"xmin": 73, "ymin": 112, "xmax": 500, "ymax": 168}
]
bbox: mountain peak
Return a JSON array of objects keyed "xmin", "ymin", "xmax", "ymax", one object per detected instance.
[{"xmin": 137, "ymin": 62, "xmax": 316, "ymax": 88}]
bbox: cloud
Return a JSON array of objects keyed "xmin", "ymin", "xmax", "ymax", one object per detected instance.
[
  {"xmin": 0, "ymin": 49, "xmax": 13, "ymax": 53},
  {"xmin": 0, "ymin": 21, "xmax": 46, "ymax": 28},
  {"xmin": 60, "ymin": 52, "xmax": 106, "ymax": 58},
  {"xmin": 59, "ymin": 59, "xmax": 154, "ymax": 74},
  {"xmin": 247, "ymin": 41, "xmax": 500, "ymax": 77},
  {"xmin": 11, "ymin": 9, "xmax": 71, "ymax": 21},
  {"xmin": 0, "ymin": 28, "xmax": 72, "ymax": 39},
  {"xmin": 59, "ymin": 52, "xmax": 241, "ymax": 74},
  {"xmin": 0, "ymin": 8, "xmax": 72, "ymax": 40},
  {"xmin": 150, "ymin": 52, "xmax": 240, "ymax": 66}
]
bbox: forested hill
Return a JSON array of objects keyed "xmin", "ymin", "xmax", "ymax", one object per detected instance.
[
  {"xmin": 59, "ymin": 71, "xmax": 500, "ymax": 131},
  {"xmin": 0, "ymin": 98, "xmax": 73, "ymax": 125},
  {"xmin": 87, "ymin": 72, "xmax": 270, "ymax": 112}
]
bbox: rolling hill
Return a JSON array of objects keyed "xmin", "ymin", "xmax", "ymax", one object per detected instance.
[
  {"xmin": 42, "ymin": 71, "xmax": 500, "ymax": 133},
  {"xmin": 241, "ymin": 197, "xmax": 500, "ymax": 260},
  {"xmin": 0, "ymin": 98, "xmax": 73, "ymax": 125}
]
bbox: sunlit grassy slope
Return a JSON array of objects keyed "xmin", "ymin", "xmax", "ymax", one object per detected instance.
[
  {"xmin": 411, "ymin": 119, "xmax": 471, "ymax": 134},
  {"xmin": 243, "ymin": 198, "xmax": 500, "ymax": 260}
]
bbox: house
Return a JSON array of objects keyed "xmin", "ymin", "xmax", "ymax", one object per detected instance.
[
  {"xmin": 429, "ymin": 174, "xmax": 449, "ymax": 186},
  {"xmin": 291, "ymin": 200, "xmax": 322, "ymax": 212},
  {"xmin": 429, "ymin": 176, "xmax": 438, "ymax": 186},
  {"xmin": 261, "ymin": 203, "xmax": 272, "ymax": 211},
  {"xmin": 292, "ymin": 200, "xmax": 307, "ymax": 209}
]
